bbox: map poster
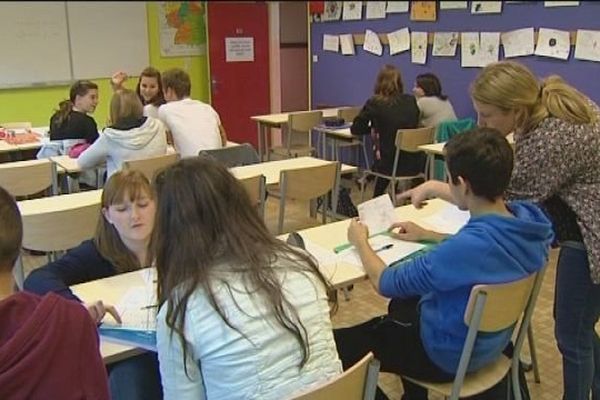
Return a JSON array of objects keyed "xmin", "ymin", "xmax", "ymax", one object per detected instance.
[{"xmin": 159, "ymin": 1, "xmax": 207, "ymax": 57}]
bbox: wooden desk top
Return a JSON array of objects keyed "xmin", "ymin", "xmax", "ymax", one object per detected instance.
[
  {"xmin": 251, "ymin": 108, "xmax": 341, "ymax": 126},
  {"xmin": 230, "ymin": 157, "xmax": 357, "ymax": 185},
  {"xmin": 17, "ymin": 189, "xmax": 102, "ymax": 217}
]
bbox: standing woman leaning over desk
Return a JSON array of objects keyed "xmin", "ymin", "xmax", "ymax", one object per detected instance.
[
  {"xmin": 24, "ymin": 170, "xmax": 163, "ymax": 400},
  {"xmin": 400, "ymin": 60, "xmax": 600, "ymax": 400},
  {"xmin": 351, "ymin": 64, "xmax": 420, "ymax": 197}
]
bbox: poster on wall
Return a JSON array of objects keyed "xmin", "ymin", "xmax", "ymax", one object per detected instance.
[
  {"xmin": 574, "ymin": 30, "xmax": 600, "ymax": 62},
  {"xmin": 158, "ymin": 1, "xmax": 206, "ymax": 57},
  {"xmin": 439, "ymin": 1, "xmax": 468, "ymax": 10},
  {"xmin": 225, "ymin": 37, "xmax": 254, "ymax": 62},
  {"xmin": 386, "ymin": 1, "xmax": 409, "ymax": 13},
  {"xmin": 471, "ymin": 1, "xmax": 502, "ymax": 14},
  {"xmin": 387, "ymin": 28, "xmax": 410, "ymax": 55},
  {"xmin": 432, "ymin": 32, "xmax": 459, "ymax": 56},
  {"xmin": 462, "ymin": 32, "xmax": 500, "ymax": 67},
  {"xmin": 501, "ymin": 28, "xmax": 535, "ymax": 58},
  {"xmin": 342, "ymin": 1, "xmax": 362, "ymax": 21},
  {"xmin": 535, "ymin": 28, "xmax": 571, "ymax": 60},
  {"xmin": 411, "ymin": 31, "xmax": 428, "ymax": 64},
  {"xmin": 363, "ymin": 29, "xmax": 383, "ymax": 55},
  {"xmin": 322, "ymin": 1, "xmax": 343, "ymax": 21},
  {"xmin": 366, "ymin": 1, "xmax": 386, "ymax": 19},
  {"xmin": 340, "ymin": 34, "xmax": 356, "ymax": 55},
  {"xmin": 322, "ymin": 34, "xmax": 340, "ymax": 52},
  {"xmin": 544, "ymin": 1, "xmax": 580, "ymax": 7},
  {"xmin": 410, "ymin": 1, "xmax": 436, "ymax": 21}
]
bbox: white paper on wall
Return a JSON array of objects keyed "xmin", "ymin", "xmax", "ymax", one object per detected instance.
[
  {"xmin": 432, "ymin": 32, "xmax": 459, "ymax": 57},
  {"xmin": 461, "ymin": 32, "xmax": 499, "ymax": 67},
  {"xmin": 363, "ymin": 29, "xmax": 383, "ymax": 56},
  {"xmin": 461, "ymin": 32, "xmax": 481, "ymax": 67},
  {"xmin": 323, "ymin": 34, "xmax": 340, "ymax": 52},
  {"xmin": 479, "ymin": 32, "xmax": 500, "ymax": 65},
  {"xmin": 340, "ymin": 33, "xmax": 356, "ymax": 55},
  {"xmin": 386, "ymin": 1, "xmax": 409, "ymax": 13},
  {"xmin": 342, "ymin": 1, "xmax": 363, "ymax": 20},
  {"xmin": 535, "ymin": 28, "xmax": 571, "ymax": 60},
  {"xmin": 387, "ymin": 28, "xmax": 410, "ymax": 55},
  {"xmin": 471, "ymin": 1, "xmax": 502, "ymax": 14},
  {"xmin": 544, "ymin": 1, "xmax": 580, "ymax": 7},
  {"xmin": 439, "ymin": 1, "xmax": 468, "ymax": 10},
  {"xmin": 575, "ymin": 30, "xmax": 600, "ymax": 62},
  {"xmin": 501, "ymin": 28, "xmax": 535, "ymax": 58},
  {"xmin": 322, "ymin": 1, "xmax": 343, "ymax": 21},
  {"xmin": 411, "ymin": 31, "xmax": 428, "ymax": 64},
  {"xmin": 366, "ymin": 1, "xmax": 386, "ymax": 19}
]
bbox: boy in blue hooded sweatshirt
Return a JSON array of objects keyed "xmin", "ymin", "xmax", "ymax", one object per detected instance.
[{"xmin": 335, "ymin": 127, "xmax": 554, "ymax": 400}]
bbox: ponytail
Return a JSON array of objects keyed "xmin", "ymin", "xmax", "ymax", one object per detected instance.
[
  {"xmin": 53, "ymin": 99, "xmax": 74, "ymax": 127},
  {"xmin": 537, "ymin": 75, "xmax": 597, "ymax": 127},
  {"xmin": 52, "ymin": 80, "xmax": 98, "ymax": 128}
]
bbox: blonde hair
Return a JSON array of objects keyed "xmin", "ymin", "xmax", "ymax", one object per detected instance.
[
  {"xmin": 109, "ymin": 89, "xmax": 144, "ymax": 127},
  {"xmin": 471, "ymin": 61, "xmax": 596, "ymax": 132}
]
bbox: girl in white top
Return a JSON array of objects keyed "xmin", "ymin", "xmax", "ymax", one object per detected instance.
[
  {"xmin": 413, "ymin": 73, "xmax": 457, "ymax": 128},
  {"xmin": 111, "ymin": 67, "xmax": 166, "ymax": 118},
  {"xmin": 153, "ymin": 157, "xmax": 342, "ymax": 400}
]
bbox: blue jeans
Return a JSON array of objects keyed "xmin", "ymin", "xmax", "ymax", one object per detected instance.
[
  {"xmin": 555, "ymin": 242, "xmax": 600, "ymax": 400},
  {"xmin": 108, "ymin": 352, "xmax": 162, "ymax": 400}
]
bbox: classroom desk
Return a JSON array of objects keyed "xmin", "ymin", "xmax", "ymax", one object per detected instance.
[
  {"xmin": 0, "ymin": 127, "xmax": 47, "ymax": 156},
  {"xmin": 312, "ymin": 125, "xmax": 370, "ymax": 164},
  {"xmin": 17, "ymin": 189, "xmax": 102, "ymax": 217},
  {"xmin": 251, "ymin": 108, "xmax": 341, "ymax": 161}
]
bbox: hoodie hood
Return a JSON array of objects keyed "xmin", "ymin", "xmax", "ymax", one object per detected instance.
[{"xmin": 103, "ymin": 116, "xmax": 164, "ymax": 150}]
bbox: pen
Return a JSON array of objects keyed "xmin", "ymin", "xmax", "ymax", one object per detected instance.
[
  {"xmin": 141, "ymin": 304, "xmax": 159, "ymax": 310},
  {"xmin": 374, "ymin": 244, "xmax": 394, "ymax": 253}
]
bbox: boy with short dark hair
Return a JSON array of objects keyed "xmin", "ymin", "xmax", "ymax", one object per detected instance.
[
  {"xmin": 0, "ymin": 186, "xmax": 110, "ymax": 399},
  {"xmin": 336, "ymin": 127, "xmax": 554, "ymax": 399},
  {"xmin": 159, "ymin": 68, "xmax": 227, "ymax": 158}
]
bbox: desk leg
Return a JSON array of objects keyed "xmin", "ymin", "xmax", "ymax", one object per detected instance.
[
  {"xmin": 257, "ymin": 121, "xmax": 265, "ymax": 162},
  {"xmin": 68, "ymin": 174, "xmax": 81, "ymax": 193},
  {"xmin": 321, "ymin": 133, "xmax": 328, "ymax": 160},
  {"xmin": 428, "ymin": 154, "xmax": 435, "ymax": 181}
]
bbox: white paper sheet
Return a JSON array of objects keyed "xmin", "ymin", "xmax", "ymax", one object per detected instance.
[
  {"xmin": 101, "ymin": 286, "xmax": 157, "ymax": 331},
  {"xmin": 323, "ymin": 1, "xmax": 343, "ymax": 21},
  {"xmin": 387, "ymin": 28, "xmax": 410, "ymax": 55},
  {"xmin": 420, "ymin": 204, "xmax": 470, "ymax": 234},
  {"xmin": 501, "ymin": 28, "xmax": 535, "ymax": 58},
  {"xmin": 544, "ymin": 1, "xmax": 580, "ymax": 6},
  {"xmin": 461, "ymin": 32, "xmax": 481, "ymax": 67},
  {"xmin": 337, "ymin": 235, "xmax": 426, "ymax": 270},
  {"xmin": 471, "ymin": 1, "xmax": 502, "ymax": 14},
  {"xmin": 342, "ymin": 1, "xmax": 363, "ymax": 20},
  {"xmin": 411, "ymin": 31, "xmax": 428, "ymax": 64},
  {"xmin": 386, "ymin": 1, "xmax": 409, "ymax": 13},
  {"xmin": 535, "ymin": 28, "xmax": 571, "ymax": 60},
  {"xmin": 432, "ymin": 32, "xmax": 459, "ymax": 57},
  {"xmin": 363, "ymin": 29, "xmax": 383, "ymax": 56},
  {"xmin": 323, "ymin": 34, "xmax": 340, "ymax": 52},
  {"xmin": 439, "ymin": 1, "xmax": 467, "ymax": 10},
  {"xmin": 479, "ymin": 32, "xmax": 500, "ymax": 66},
  {"xmin": 340, "ymin": 34, "xmax": 356, "ymax": 55},
  {"xmin": 575, "ymin": 30, "xmax": 600, "ymax": 62},
  {"xmin": 366, "ymin": 1, "xmax": 386, "ymax": 19},
  {"xmin": 357, "ymin": 194, "xmax": 400, "ymax": 235}
]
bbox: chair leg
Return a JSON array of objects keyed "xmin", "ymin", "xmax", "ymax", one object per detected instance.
[
  {"xmin": 278, "ymin": 195, "xmax": 286, "ymax": 235},
  {"xmin": 527, "ymin": 325, "xmax": 541, "ymax": 383}
]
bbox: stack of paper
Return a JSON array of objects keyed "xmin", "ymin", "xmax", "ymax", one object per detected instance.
[{"xmin": 420, "ymin": 203, "xmax": 470, "ymax": 234}]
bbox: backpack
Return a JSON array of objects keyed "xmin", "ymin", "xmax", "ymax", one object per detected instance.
[{"xmin": 317, "ymin": 187, "xmax": 358, "ymax": 218}]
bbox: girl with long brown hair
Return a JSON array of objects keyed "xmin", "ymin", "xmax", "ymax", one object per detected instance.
[
  {"xmin": 111, "ymin": 67, "xmax": 166, "ymax": 119},
  {"xmin": 153, "ymin": 157, "xmax": 341, "ymax": 399}
]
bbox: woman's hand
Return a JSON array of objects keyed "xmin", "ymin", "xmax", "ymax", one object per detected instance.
[
  {"xmin": 347, "ymin": 218, "xmax": 369, "ymax": 248},
  {"xmin": 110, "ymin": 71, "xmax": 128, "ymax": 91},
  {"xmin": 86, "ymin": 300, "xmax": 122, "ymax": 325}
]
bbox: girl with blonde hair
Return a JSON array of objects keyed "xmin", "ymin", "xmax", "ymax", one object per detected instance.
[{"xmin": 400, "ymin": 60, "xmax": 600, "ymax": 400}]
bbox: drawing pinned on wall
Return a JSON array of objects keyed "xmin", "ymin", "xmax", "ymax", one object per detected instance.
[
  {"xmin": 461, "ymin": 32, "xmax": 480, "ymax": 67},
  {"xmin": 366, "ymin": 1, "xmax": 386, "ymax": 19},
  {"xmin": 439, "ymin": 1, "xmax": 468, "ymax": 10},
  {"xmin": 411, "ymin": 31, "xmax": 428, "ymax": 64},
  {"xmin": 501, "ymin": 28, "xmax": 535, "ymax": 58},
  {"xmin": 363, "ymin": 29, "xmax": 383, "ymax": 56},
  {"xmin": 535, "ymin": 28, "xmax": 571, "ymax": 60},
  {"xmin": 340, "ymin": 33, "xmax": 356, "ymax": 55},
  {"xmin": 387, "ymin": 28, "xmax": 410, "ymax": 55},
  {"xmin": 342, "ymin": 1, "xmax": 362, "ymax": 21},
  {"xmin": 575, "ymin": 30, "xmax": 600, "ymax": 62},
  {"xmin": 471, "ymin": 1, "xmax": 502, "ymax": 14},
  {"xmin": 544, "ymin": 1, "xmax": 580, "ymax": 7},
  {"xmin": 386, "ymin": 1, "xmax": 409, "ymax": 13},
  {"xmin": 480, "ymin": 32, "xmax": 500, "ymax": 64},
  {"xmin": 323, "ymin": 34, "xmax": 340, "ymax": 52},
  {"xmin": 432, "ymin": 32, "xmax": 459, "ymax": 57},
  {"xmin": 410, "ymin": 1, "xmax": 437, "ymax": 21},
  {"xmin": 322, "ymin": 1, "xmax": 343, "ymax": 21},
  {"xmin": 461, "ymin": 32, "xmax": 499, "ymax": 67}
]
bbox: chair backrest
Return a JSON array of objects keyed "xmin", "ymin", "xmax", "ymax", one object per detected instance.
[
  {"xmin": 395, "ymin": 126, "xmax": 436, "ymax": 152},
  {"xmin": 337, "ymin": 107, "xmax": 361, "ymax": 123},
  {"xmin": 289, "ymin": 110, "xmax": 324, "ymax": 133},
  {"xmin": 237, "ymin": 174, "xmax": 266, "ymax": 219},
  {"xmin": 291, "ymin": 352, "xmax": 380, "ymax": 400},
  {"xmin": 199, "ymin": 143, "xmax": 259, "ymax": 168},
  {"xmin": 1, "ymin": 121, "xmax": 32, "ymax": 130},
  {"xmin": 0, "ymin": 159, "xmax": 58, "ymax": 197},
  {"xmin": 122, "ymin": 153, "xmax": 179, "ymax": 182},
  {"xmin": 279, "ymin": 161, "xmax": 339, "ymax": 201},
  {"xmin": 435, "ymin": 118, "xmax": 476, "ymax": 143}
]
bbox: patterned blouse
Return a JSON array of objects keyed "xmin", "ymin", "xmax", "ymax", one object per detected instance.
[{"xmin": 507, "ymin": 104, "xmax": 600, "ymax": 283}]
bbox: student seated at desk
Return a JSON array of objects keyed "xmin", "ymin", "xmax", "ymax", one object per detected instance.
[
  {"xmin": 111, "ymin": 67, "xmax": 166, "ymax": 119},
  {"xmin": 0, "ymin": 185, "xmax": 110, "ymax": 399},
  {"xmin": 153, "ymin": 157, "xmax": 342, "ymax": 400},
  {"xmin": 77, "ymin": 88, "xmax": 167, "ymax": 178},
  {"xmin": 334, "ymin": 128, "xmax": 554, "ymax": 400},
  {"xmin": 24, "ymin": 170, "xmax": 162, "ymax": 400},
  {"xmin": 413, "ymin": 73, "xmax": 457, "ymax": 128},
  {"xmin": 158, "ymin": 68, "xmax": 227, "ymax": 158}
]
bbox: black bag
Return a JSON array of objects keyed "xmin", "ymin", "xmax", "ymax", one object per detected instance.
[{"xmin": 317, "ymin": 187, "xmax": 358, "ymax": 218}]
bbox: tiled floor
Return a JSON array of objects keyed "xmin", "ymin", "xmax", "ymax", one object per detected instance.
[{"xmin": 21, "ymin": 178, "xmax": 564, "ymax": 399}]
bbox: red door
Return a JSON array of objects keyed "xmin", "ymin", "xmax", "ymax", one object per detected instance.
[{"xmin": 207, "ymin": 2, "xmax": 270, "ymax": 149}]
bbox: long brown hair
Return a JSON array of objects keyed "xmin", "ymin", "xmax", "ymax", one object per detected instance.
[
  {"xmin": 136, "ymin": 67, "xmax": 165, "ymax": 107},
  {"xmin": 53, "ymin": 80, "xmax": 98, "ymax": 127},
  {"xmin": 109, "ymin": 89, "xmax": 144, "ymax": 127},
  {"xmin": 153, "ymin": 157, "xmax": 334, "ymax": 373},
  {"xmin": 373, "ymin": 64, "xmax": 403, "ymax": 101},
  {"xmin": 94, "ymin": 170, "xmax": 154, "ymax": 273},
  {"xmin": 471, "ymin": 61, "xmax": 597, "ymax": 133}
]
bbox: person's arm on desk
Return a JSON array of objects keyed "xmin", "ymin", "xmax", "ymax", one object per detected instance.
[
  {"xmin": 347, "ymin": 219, "xmax": 387, "ymax": 292},
  {"xmin": 396, "ymin": 180, "xmax": 455, "ymax": 209},
  {"xmin": 388, "ymin": 221, "xmax": 448, "ymax": 243}
]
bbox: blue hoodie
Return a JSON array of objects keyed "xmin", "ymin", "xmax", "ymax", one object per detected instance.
[{"xmin": 379, "ymin": 201, "xmax": 554, "ymax": 374}]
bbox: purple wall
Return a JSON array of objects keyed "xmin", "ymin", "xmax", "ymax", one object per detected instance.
[{"xmin": 311, "ymin": 2, "xmax": 600, "ymax": 120}]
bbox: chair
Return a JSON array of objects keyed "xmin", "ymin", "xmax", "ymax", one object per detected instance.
[
  {"xmin": 360, "ymin": 127, "xmax": 435, "ymax": 205},
  {"xmin": 0, "ymin": 122, "xmax": 32, "ymax": 130},
  {"xmin": 291, "ymin": 352, "xmax": 380, "ymax": 400},
  {"xmin": 271, "ymin": 110, "xmax": 323, "ymax": 159},
  {"xmin": 0, "ymin": 159, "xmax": 58, "ymax": 198},
  {"xmin": 238, "ymin": 174, "xmax": 266, "ymax": 219},
  {"xmin": 403, "ymin": 265, "xmax": 548, "ymax": 400},
  {"xmin": 334, "ymin": 107, "xmax": 370, "ymax": 166},
  {"xmin": 199, "ymin": 143, "xmax": 260, "ymax": 168},
  {"xmin": 277, "ymin": 161, "xmax": 339, "ymax": 234},
  {"xmin": 122, "ymin": 153, "xmax": 179, "ymax": 182},
  {"xmin": 433, "ymin": 118, "xmax": 476, "ymax": 180}
]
